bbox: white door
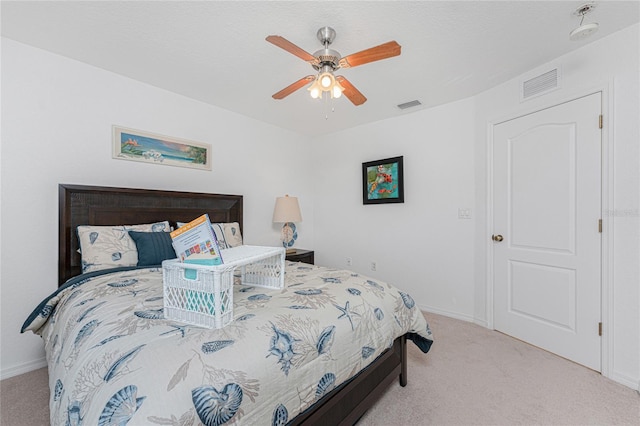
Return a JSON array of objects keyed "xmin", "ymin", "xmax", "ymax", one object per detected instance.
[{"xmin": 493, "ymin": 93, "xmax": 602, "ymax": 371}]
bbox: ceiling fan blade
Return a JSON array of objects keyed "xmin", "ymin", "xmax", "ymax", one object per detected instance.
[
  {"xmin": 336, "ymin": 76, "xmax": 367, "ymax": 106},
  {"xmin": 266, "ymin": 35, "xmax": 319, "ymax": 65},
  {"xmin": 272, "ymin": 75, "xmax": 316, "ymax": 100},
  {"xmin": 338, "ymin": 41, "xmax": 401, "ymax": 69}
]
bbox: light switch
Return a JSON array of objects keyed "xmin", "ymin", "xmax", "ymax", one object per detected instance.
[{"xmin": 458, "ymin": 208, "xmax": 472, "ymax": 219}]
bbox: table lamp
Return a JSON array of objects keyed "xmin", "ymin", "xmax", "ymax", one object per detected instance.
[{"xmin": 273, "ymin": 195, "xmax": 302, "ymax": 254}]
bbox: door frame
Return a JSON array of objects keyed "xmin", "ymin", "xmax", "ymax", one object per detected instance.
[{"xmin": 486, "ymin": 84, "xmax": 614, "ymax": 378}]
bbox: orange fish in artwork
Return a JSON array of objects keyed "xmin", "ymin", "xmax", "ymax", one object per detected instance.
[
  {"xmin": 378, "ymin": 184, "xmax": 398, "ymax": 194},
  {"xmin": 369, "ymin": 182, "xmax": 378, "ymax": 194},
  {"xmin": 380, "ymin": 173, "xmax": 393, "ymax": 183},
  {"xmin": 123, "ymin": 138, "xmax": 139, "ymax": 147}
]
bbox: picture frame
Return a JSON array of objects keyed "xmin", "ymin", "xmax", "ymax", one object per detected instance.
[
  {"xmin": 112, "ymin": 126, "xmax": 212, "ymax": 171},
  {"xmin": 362, "ymin": 156, "xmax": 404, "ymax": 204}
]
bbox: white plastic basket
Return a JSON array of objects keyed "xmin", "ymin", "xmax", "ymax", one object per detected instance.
[
  {"xmin": 225, "ymin": 245, "xmax": 286, "ymax": 290},
  {"xmin": 162, "ymin": 245, "xmax": 285, "ymax": 328}
]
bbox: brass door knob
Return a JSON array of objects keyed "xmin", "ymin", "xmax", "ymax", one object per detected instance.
[{"xmin": 492, "ymin": 234, "xmax": 504, "ymax": 242}]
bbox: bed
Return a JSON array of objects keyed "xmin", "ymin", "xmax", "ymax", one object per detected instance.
[{"xmin": 22, "ymin": 184, "xmax": 433, "ymax": 425}]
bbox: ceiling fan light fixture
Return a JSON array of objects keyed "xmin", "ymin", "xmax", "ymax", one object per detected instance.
[
  {"xmin": 332, "ymin": 83, "xmax": 343, "ymax": 98},
  {"xmin": 320, "ymin": 72, "xmax": 334, "ymax": 88},
  {"xmin": 308, "ymin": 71, "xmax": 343, "ymax": 99},
  {"xmin": 309, "ymin": 86, "xmax": 321, "ymax": 99},
  {"xmin": 308, "ymin": 78, "xmax": 322, "ymax": 99}
]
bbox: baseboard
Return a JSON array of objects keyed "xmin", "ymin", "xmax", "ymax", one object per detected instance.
[
  {"xmin": 608, "ymin": 370, "xmax": 640, "ymax": 391},
  {"xmin": 418, "ymin": 304, "xmax": 476, "ymax": 324},
  {"xmin": 473, "ymin": 318, "xmax": 489, "ymax": 328},
  {"xmin": 0, "ymin": 357, "xmax": 47, "ymax": 381}
]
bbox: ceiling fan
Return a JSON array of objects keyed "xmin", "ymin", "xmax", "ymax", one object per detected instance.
[{"xmin": 266, "ymin": 27, "xmax": 401, "ymax": 106}]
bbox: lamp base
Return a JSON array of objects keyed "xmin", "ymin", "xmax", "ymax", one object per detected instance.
[{"xmin": 280, "ymin": 222, "xmax": 298, "ymax": 253}]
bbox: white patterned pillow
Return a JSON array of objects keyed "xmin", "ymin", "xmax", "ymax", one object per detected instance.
[
  {"xmin": 77, "ymin": 221, "xmax": 170, "ymax": 273},
  {"xmin": 177, "ymin": 221, "xmax": 243, "ymax": 249},
  {"xmin": 211, "ymin": 222, "xmax": 243, "ymax": 249}
]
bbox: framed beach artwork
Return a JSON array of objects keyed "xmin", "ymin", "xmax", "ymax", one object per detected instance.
[
  {"xmin": 362, "ymin": 156, "xmax": 404, "ymax": 205},
  {"xmin": 112, "ymin": 126, "xmax": 212, "ymax": 171}
]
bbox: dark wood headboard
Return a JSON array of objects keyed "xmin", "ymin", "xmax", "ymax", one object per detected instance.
[{"xmin": 59, "ymin": 184, "xmax": 243, "ymax": 285}]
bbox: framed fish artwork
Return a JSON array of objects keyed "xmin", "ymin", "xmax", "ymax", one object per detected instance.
[
  {"xmin": 362, "ymin": 156, "xmax": 404, "ymax": 205},
  {"xmin": 112, "ymin": 126, "xmax": 212, "ymax": 171}
]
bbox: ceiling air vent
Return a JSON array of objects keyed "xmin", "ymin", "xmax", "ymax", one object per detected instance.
[
  {"xmin": 521, "ymin": 68, "xmax": 560, "ymax": 101},
  {"xmin": 397, "ymin": 100, "xmax": 422, "ymax": 110}
]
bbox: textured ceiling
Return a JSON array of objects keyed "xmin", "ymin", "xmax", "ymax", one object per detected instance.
[{"xmin": 2, "ymin": 1, "xmax": 639, "ymax": 136}]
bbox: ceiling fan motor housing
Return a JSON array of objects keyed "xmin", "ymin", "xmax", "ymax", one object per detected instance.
[
  {"xmin": 312, "ymin": 48, "xmax": 341, "ymax": 71},
  {"xmin": 317, "ymin": 26, "xmax": 337, "ymax": 46},
  {"xmin": 313, "ymin": 27, "xmax": 341, "ymax": 71}
]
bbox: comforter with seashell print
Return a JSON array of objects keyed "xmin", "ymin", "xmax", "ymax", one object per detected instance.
[{"xmin": 23, "ymin": 261, "xmax": 433, "ymax": 426}]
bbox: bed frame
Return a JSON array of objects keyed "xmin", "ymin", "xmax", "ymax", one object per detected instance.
[
  {"xmin": 58, "ymin": 183, "xmax": 408, "ymax": 425},
  {"xmin": 58, "ymin": 184, "xmax": 243, "ymax": 285}
]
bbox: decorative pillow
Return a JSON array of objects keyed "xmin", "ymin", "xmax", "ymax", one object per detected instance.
[
  {"xmin": 211, "ymin": 222, "xmax": 243, "ymax": 249},
  {"xmin": 77, "ymin": 221, "xmax": 170, "ymax": 273},
  {"xmin": 128, "ymin": 231, "xmax": 177, "ymax": 266},
  {"xmin": 177, "ymin": 221, "xmax": 243, "ymax": 249}
]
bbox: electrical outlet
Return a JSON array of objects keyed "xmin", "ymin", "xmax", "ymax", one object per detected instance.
[
  {"xmin": 370, "ymin": 261, "xmax": 377, "ymax": 271},
  {"xmin": 346, "ymin": 257, "xmax": 352, "ymax": 266}
]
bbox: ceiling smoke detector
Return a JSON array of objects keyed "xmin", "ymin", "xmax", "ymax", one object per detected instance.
[{"xmin": 570, "ymin": 3, "xmax": 599, "ymax": 41}]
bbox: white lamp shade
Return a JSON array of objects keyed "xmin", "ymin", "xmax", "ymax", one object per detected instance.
[{"xmin": 273, "ymin": 195, "xmax": 302, "ymax": 223}]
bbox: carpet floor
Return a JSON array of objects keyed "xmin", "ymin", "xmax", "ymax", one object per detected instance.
[{"xmin": 1, "ymin": 312, "xmax": 638, "ymax": 425}]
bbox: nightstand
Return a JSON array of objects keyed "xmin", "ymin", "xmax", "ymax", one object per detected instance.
[{"xmin": 285, "ymin": 249, "xmax": 314, "ymax": 265}]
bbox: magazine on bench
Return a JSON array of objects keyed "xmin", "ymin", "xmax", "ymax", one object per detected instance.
[{"xmin": 169, "ymin": 214, "xmax": 224, "ymax": 267}]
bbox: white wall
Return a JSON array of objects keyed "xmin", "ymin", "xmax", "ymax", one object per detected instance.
[
  {"xmin": 0, "ymin": 38, "xmax": 314, "ymax": 378},
  {"xmin": 312, "ymin": 25, "xmax": 639, "ymax": 389},
  {"xmin": 311, "ymin": 98, "xmax": 477, "ymax": 322},
  {"xmin": 472, "ymin": 24, "xmax": 639, "ymax": 389}
]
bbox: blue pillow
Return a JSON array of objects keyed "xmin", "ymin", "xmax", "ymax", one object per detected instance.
[{"xmin": 128, "ymin": 231, "xmax": 176, "ymax": 266}]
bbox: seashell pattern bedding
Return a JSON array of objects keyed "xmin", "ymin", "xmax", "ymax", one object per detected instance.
[{"xmin": 23, "ymin": 261, "xmax": 433, "ymax": 425}]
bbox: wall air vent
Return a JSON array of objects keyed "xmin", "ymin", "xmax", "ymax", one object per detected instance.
[
  {"xmin": 521, "ymin": 68, "xmax": 561, "ymax": 101},
  {"xmin": 397, "ymin": 100, "xmax": 422, "ymax": 110}
]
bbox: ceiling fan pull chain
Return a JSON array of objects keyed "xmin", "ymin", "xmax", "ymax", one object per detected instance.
[{"xmin": 324, "ymin": 92, "xmax": 330, "ymax": 120}]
